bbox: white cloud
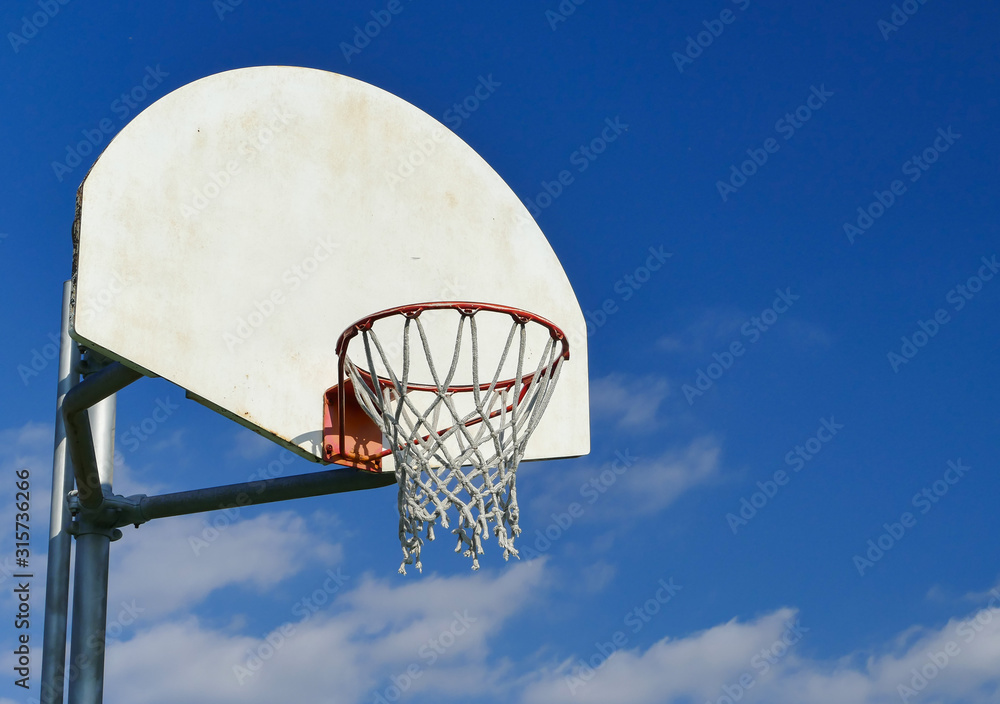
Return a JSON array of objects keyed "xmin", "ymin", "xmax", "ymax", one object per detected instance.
[
  {"xmin": 657, "ymin": 310, "xmax": 747, "ymax": 356},
  {"xmin": 0, "ymin": 421, "xmax": 51, "ymax": 479},
  {"xmin": 590, "ymin": 373, "xmax": 670, "ymax": 430},
  {"xmin": 102, "ymin": 560, "xmax": 547, "ymax": 704},
  {"xmin": 522, "ymin": 607, "xmax": 801, "ymax": 704},
  {"xmin": 527, "ymin": 437, "xmax": 723, "ymax": 524},
  {"xmin": 958, "ymin": 581, "xmax": 1000, "ymax": 604},
  {"xmin": 0, "ymin": 419, "xmax": 159, "ymax": 499},
  {"xmin": 619, "ymin": 437, "xmax": 722, "ymax": 515},
  {"xmin": 226, "ymin": 428, "xmax": 280, "ymax": 461},
  {"xmin": 521, "ymin": 595, "xmax": 1000, "ymax": 704},
  {"xmin": 783, "ymin": 319, "xmax": 833, "ymax": 349},
  {"xmin": 657, "ymin": 309, "xmax": 831, "ymax": 357},
  {"xmin": 108, "ymin": 510, "xmax": 343, "ymax": 620},
  {"xmin": 579, "ymin": 560, "xmax": 617, "ymax": 593},
  {"xmin": 32, "ymin": 491, "xmax": 1000, "ymax": 704}
]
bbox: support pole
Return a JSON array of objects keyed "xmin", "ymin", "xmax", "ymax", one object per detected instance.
[
  {"xmin": 40, "ymin": 281, "xmax": 80, "ymax": 704},
  {"xmin": 66, "ymin": 393, "xmax": 116, "ymax": 704},
  {"xmin": 138, "ymin": 468, "xmax": 397, "ymax": 522}
]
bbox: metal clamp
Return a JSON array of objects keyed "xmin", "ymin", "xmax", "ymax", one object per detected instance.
[{"xmin": 65, "ymin": 490, "xmax": 149, "ymax": 541}]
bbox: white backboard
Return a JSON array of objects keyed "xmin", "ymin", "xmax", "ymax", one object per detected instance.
[{"xmin": 71, "ymin": 66, "xmax": 589, "ymax": 466}]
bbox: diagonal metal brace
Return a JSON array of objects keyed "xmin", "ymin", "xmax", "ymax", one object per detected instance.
[{"xmin": 62, "ymin": 362, "xmax": 143, "ymax": 510}]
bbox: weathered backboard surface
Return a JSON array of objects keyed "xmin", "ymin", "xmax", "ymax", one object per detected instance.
[{"xmin": 71, "ymin": 66, "xmax": 589, "ymax": 466}]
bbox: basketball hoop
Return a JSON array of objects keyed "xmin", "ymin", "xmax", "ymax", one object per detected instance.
[{"xmin": 324, "ymin": 302, "xmax": 569, "ymax": 573}]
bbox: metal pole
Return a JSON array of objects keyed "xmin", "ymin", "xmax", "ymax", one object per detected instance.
[
  {"xmin": 67, "ymin": 393, "xmax": 116, "ymax": 704},
  {"xmin": 138, "ymin": 468, "xmax": 397, "ymax": 522},
  {"xmin": 40, "ymin": 281, "xmax": 80, "ymax": 704}
]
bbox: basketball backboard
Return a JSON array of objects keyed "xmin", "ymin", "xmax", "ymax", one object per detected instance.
[{"xmin": 70, "ymin": 66, "xmax": 589, "ymax": 468}]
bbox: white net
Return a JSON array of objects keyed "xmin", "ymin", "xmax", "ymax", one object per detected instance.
[{"xmin": 341, "ymin": 306, "xmax": 567, "ymax": 573}]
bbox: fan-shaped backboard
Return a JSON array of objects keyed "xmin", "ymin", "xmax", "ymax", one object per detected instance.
[{"xmin": 71, "ymin": 66, "xmax": 589, "ymax": 466}]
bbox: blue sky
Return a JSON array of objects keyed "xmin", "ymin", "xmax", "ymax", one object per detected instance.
[{"xmin": 2, "ymin": 1, "xmax": 1000, "ymax": 703}]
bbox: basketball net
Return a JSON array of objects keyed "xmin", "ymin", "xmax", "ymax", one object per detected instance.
[{"xmin": 340, "ymin": 304, "xmax": 568, "ymax": 573}]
